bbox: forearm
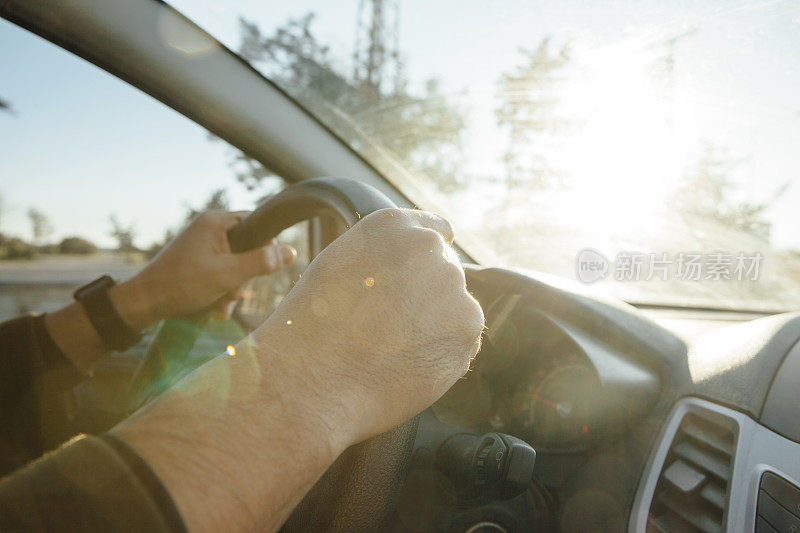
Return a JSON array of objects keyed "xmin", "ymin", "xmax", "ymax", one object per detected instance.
[
  {"xmin": 111, "ymin": 334, "xmax": 348, "ymax": 532},
  {"xmin": 45, "ymin": 277, "xmax": 154, "ymax": 374},
  {"xmin": 45, "ymin": 210, "xmax": 296, "ymax": 375}
]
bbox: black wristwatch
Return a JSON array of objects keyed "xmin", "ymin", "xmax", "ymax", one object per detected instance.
[{"xmin": 74, "ymin": 275, "xmax": 142, "ymax": 352}]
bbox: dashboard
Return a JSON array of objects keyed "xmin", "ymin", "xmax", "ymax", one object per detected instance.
[
  {"xmin": 433, "ymin": 295, "xmax": 658, "ymax": 454},
  {"xmin": 394, "ymin": 264, "xmax": 800, "ymax": 533},
  {"xmin": 630, "ymin": 396, "xmax": 800, "ymax": 532}
]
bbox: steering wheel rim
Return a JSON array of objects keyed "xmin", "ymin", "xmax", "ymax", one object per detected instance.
[{"xmin": 126, "ymin": 177, "xmax": 418, "ymax": 531}]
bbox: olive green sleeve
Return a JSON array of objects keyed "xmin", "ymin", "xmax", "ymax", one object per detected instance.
[{"xmin": 0, "ymin": 434, "xmax": 186, "ymax": 532}]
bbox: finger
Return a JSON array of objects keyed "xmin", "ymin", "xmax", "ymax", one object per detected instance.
[
  {"xmin": 230, "ymin": 243, "xmax": 297, "ymax": 282},
  {"xmin": 192, "ymin": 210, "xmax": 249, "ymax": 228},
  {"xmin": 405, "ymin": 210, "xmax": 455, "ymax": 245},
  {"xmin": 203, "ymin": 211, "xmax": 257, "ymax": 254},
  {"xmin": 220, "ymin": 210, "xmax": 253, "ymax": 232}
]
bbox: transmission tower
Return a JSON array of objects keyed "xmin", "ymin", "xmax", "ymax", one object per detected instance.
[{"xmin": 353, "ymin": 0, "xmax": 401, "ymax": 95}]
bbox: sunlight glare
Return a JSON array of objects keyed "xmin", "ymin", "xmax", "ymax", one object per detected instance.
[{"xmin": 549, "ymin": 40, "xmax": 703, "ymax": 245}]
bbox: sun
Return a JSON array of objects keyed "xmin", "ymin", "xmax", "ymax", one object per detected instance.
[{"xmin": 543, "ymin": 39, "xmax": 703, "ymax": 250}]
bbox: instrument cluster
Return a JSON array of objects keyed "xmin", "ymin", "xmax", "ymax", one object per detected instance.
[{"xmin": 434, "ymin": 295, "xmax": 656, "ymax": 453}]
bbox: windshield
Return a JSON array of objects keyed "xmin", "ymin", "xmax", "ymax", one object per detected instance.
[{"xmin": 174, "ymin": 0, "xmax": 800, "ymax": 311}]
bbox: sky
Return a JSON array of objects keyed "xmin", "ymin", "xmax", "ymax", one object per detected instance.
[
  {"xmin": 1, "ymin": 0, "xmax": 799, "ymax": 253},
  {"xmin": 0, "ymin": 18, "xmax": 259, "ymax": 248}
]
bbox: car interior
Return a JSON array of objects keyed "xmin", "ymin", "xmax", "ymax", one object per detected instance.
[{"xmin": 2, "ymin": 1, "xmax": 800, "ymax": 532}]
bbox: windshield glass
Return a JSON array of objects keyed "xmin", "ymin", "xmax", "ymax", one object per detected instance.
[{"xmin": 174, "ymin": 0, "xmax": 800, "ymax": 311}]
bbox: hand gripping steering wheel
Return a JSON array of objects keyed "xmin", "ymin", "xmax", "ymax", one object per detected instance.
[{"xmin": 127, "ymin": 177, "xmax": 418, "ymax": 531}]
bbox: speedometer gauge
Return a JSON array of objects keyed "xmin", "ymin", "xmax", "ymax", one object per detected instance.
[{"xmin": 514, "ymin": 361, "xmax": 603, "ymax": 450}]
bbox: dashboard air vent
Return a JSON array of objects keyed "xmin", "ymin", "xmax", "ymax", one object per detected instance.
[{"xmin": 647, "ymin": 411, "xmax": 736, "ymax": 533}]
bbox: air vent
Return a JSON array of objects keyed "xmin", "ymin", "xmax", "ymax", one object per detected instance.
[{"xmin": 647, "ymin": 412, "xmax": 737, "ymax": 533}]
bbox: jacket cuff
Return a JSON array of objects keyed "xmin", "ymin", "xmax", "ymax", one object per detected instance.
[{"xmin": 0, "ymin": 434, "xmax": 186, "ymax": 532}]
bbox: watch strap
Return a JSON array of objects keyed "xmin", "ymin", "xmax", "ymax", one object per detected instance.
[{"xmin": 74, "ymin": 275, "xmax": 142, "ymax": 352}]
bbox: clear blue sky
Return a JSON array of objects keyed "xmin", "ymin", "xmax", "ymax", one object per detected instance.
[
  {"xmin": 0, "ymin": 17, "xmax": 259, "ymax": 248},
  {"xmin": 1, "ymin": 0, "xmax": 799, "ymax": 252}
]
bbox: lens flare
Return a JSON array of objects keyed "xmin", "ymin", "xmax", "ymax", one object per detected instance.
[{"xmin": 225, "ymin": 345, "xmax": 236, "ymax": 357}]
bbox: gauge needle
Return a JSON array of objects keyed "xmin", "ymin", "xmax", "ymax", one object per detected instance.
[
  {"xmin": 529, "ymin": 394, "xmax": 572, "ymax": 417},
  {"xmin": 529, "ymin": 393, "xmax": 559, "ymax": 409}
]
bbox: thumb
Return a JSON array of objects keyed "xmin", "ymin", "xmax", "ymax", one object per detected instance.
[{"xmin": 231, "ymin": 243, "xmax": 297, "ymax": 282}]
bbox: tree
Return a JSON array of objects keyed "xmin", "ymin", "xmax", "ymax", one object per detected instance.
[
  {"xmin": 27, "ymin": 208, "xmax": 53, "ymax": 246},
  {"xmin": 670, "ymin": 142, "xmax": 786, "ymax": 241},
  {"xmin": 232, "ymin": 14, "xmax": 465, "ymax": 194},
  {"xmin": 0, "ymin": 236, "xmax": 36, "ymax": 260},
  {"xmin": 495, "ymin": 38, "xmax": 573, "ymax": 191},
  {"xmin": 183, "ymin": 189, "xmax": 230, "ymax": 224},
  {"xmin": 146, "ymin": 189, "xmax": 232, "ymax": 259},
  {"xmin": 109, "ymin": 214, "xmax": 137, "ymax": 252},
  {"xmin": 58, "ymin": 236, "xmax": 97, "ymax": 255}
]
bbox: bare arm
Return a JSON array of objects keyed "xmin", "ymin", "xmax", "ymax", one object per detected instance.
[
  {"xmin": 112, "ymin": 208, "xmax": 485, "ymax": 532},
  {"xmin": 42, "ymin": 279, "xmax": 153, "ymax": 374},
  {"xmin": 44, "ymin": 210, "xmax": 296, "ymax": 374},
  {"xmin": 112, "ymin": 337, "xmax": 342, "ymax": 530}
]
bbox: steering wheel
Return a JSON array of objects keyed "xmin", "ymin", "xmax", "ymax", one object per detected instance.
[{"xmin": 127, "ymin": 177, "xmax": 419, "ymax": 531}]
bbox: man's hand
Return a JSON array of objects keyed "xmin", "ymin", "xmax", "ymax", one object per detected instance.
[
  {"xmin": 45, "ymin": 210, "xmax": 296, "ymax": 374},
  {"xmin": 113, "ymin": 208, "xmax": 484, "ymax": 532},
  {"xmin": 111, "ymin": 210, "xmax": 297, "ymax": 329},
  {"xmin": 256, "ymin": 207, "xmax": 485, "ymax": 448}
]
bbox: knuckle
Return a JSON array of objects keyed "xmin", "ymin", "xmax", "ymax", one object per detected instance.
[
  {"xmin": 443, "ymin": 258, "xmax": 466, "ymax": 282},
  {"xmin": 364, "ymin": 207, "xmax": 406, "ymax": 228},
  {"xmin": 438, "ymin": 216, "xmax": 455, "ymax": 242},
  {"xmin": 192, "ymin": 210, "xmax": 216, "ymax": 227},
  {"xmin": 414, "ymin": 227, "xmax": 446, "ymax": 253},
  {"xmin": 467, "ymin": 297, "xmax": 485, "ymax": 335},
  {"xmin": 445, "ymin": 333, "xmax": 481, "ymax": 378},
  {"xmin": 417, "ymin": 211, "xmax": 455, "ymax": 243},
  {"xmin": 453, "ymin": 294, "xmax": 485, "ymax": 338}
]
